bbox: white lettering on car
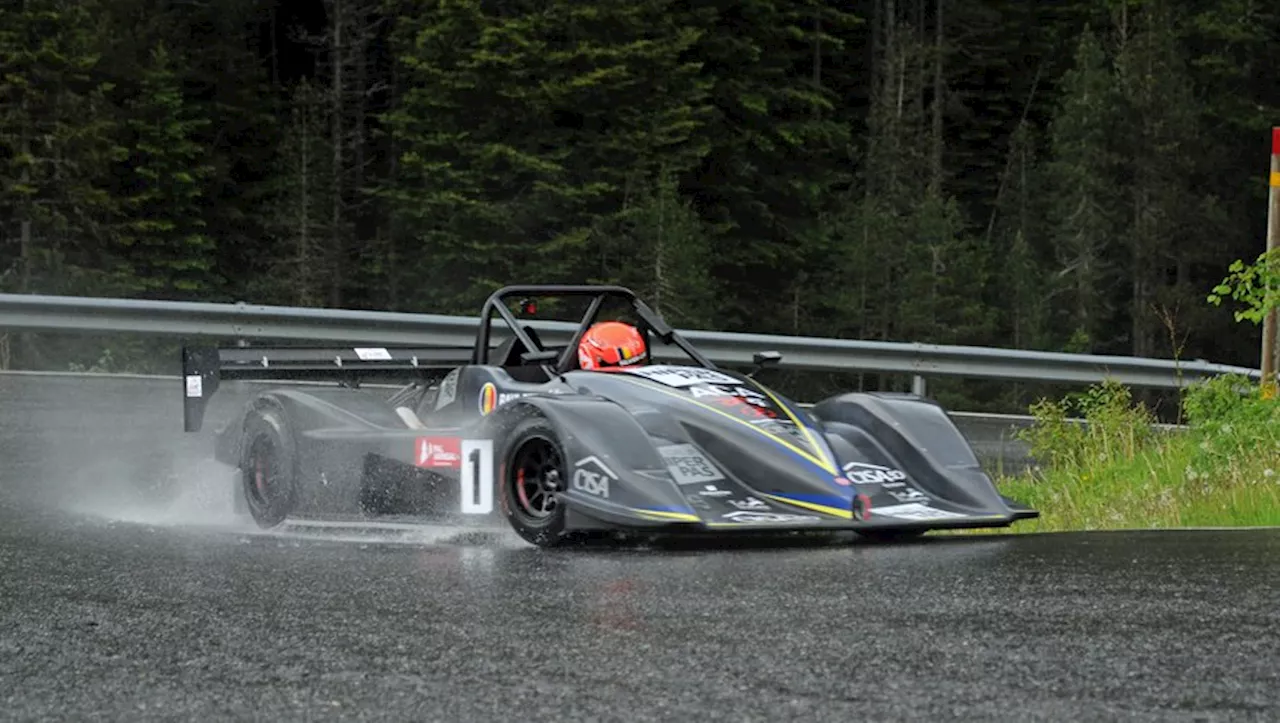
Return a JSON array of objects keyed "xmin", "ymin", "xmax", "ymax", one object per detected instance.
[
  {"xmin": 572, "ymin": 455, "xmax": 616, "ymax": 498},
  {"xmin": 657, "ymin": 444, "xmax": 725, "ymax": 485},
  {"xmin": 721, "ymin": 511, "xmax": 821, "ymax": 524}
]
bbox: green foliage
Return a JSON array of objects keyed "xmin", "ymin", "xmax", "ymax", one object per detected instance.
[
  {"xmin": 1207, "ymin": 250, "xmax": 1280, "ymax": 325},
  {"xmin": 1045, "ymin": 28, "xmax": 1121, "ymax": 353},
  {"xmin": 251, "ymin": 78, "xmax": 333, "ymax": 307},
  {"xmin": 596, "ymin": 170, "xmax": 716, "ymax": 328},
  {"xmin": 113, "ymin": 43, "xmax": 217, "ymax": 299},
  {"xmin": 0, "ymin": 0, "xmax": 123, "ymax": 295},
  {"xmin": 1017, "ymin": 379, "xmax": 1156, "ymax": 475},
  {"xmin": 1181, "ymin": 373, "xmax": 1280, "ymax": 465},
  {"xmin": 383, "ymin": 0, "xmax": 716, "ymax": 313},
  {"xmin": 1000, "ymin": 375, "xmax": 1280, "ymax": 532},
  {"xmin": 1, "ymin": 0, "xmax": 1279, "ymax": 406}
]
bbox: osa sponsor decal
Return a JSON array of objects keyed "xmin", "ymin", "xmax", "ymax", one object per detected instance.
[
  {"xmin": 698, "ymin": 484, "xmax": 733, "ymax": 498},
  {"xmin": 721, "ymin": 511, "xmax": 820, "ymax": 524},
  {"xmin": 657, "ymin": 444, "xmax": 725, "ymax": 485},
  {"xmin": 572, "ymin": 455, "xmax": 616, "ymax": 498},
  {"xmin": 842, "ymin": 461, "xmax": 908, "ymax": 485},
  {"xmin": 415, "ymin": 437, "xmax": 462, "ymax": 468}
]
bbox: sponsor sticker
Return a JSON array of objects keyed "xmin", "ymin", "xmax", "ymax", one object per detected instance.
[
  {"xmin": 728, "ymin": 496, "xmax": 770, "ymax": 511},
  {"xmin": 687, "ymin": 494, "xmax": 713, "ymax": 510},
  {"xmin": 435, "ymin": 368, "xmax": 460, "ymax": 410},
  {"xmin": 573, "ymin": 455, "xmax": 616, "ymax": 498},
  {"xmin": 695, "ymin": 389, "xmax": 780, "ymax": 420},
  {"xmin": 688, "ymin": 384, "xmax": 768, "ymax": 404},
  {"xmin": 657, "ymin": 444, "xmax": 725, "ymax": 485},
  {"xmin": 415, "ymin": 437, "xmax": 462, "ymax": 468},
  {"xmin": 354, "ymin": 347, "xmax": 393, "ymax": 361},
  {"xmin": 621, "ymin": 365, "xmax": 742, "ymax": 388},
  {"xmin": 721, "ymin": 511, "xmax": 821, "ymax": 524},
  {"xmin": 698, "ymin": 484, "xmax": 732, "ymax": 498},
  {"xmin": 184, "ymin": 374, "xmax": 203, "ymax": 398},
  {"xmin": 478, "ymin": 382, "xmax": 549, "ymax": 415},
  {"xmin": 842, "ymin": 461, "xmax": 909, "ymax": 485},
  {"xmin": 872, "ymin": 503, "xmax": 966, "ymax": 521},
  {"xmin": 887, "ymin": 487, "xmax": 928, "ymax": 503}
]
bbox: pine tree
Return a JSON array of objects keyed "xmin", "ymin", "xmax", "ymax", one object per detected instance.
[
  {"xmin": 1045, "ymin": 27, "xmax": 1121, "ymax": 352},
  {"xmin": 114, "ymin": 43, "xmax": 216, "ymax": 299},
  {"xmin": 253, "ymin": 78, "xmax": 333, "ymax": 307},
  {"xmin": 383, "ymin": 0, "xmax": 715, "ymax": 313},
  {"xmin": 1111, "ymin": 2, "xmax": 1201, "ymax": 358},
  {"xmin": 0, "ymin": 0, "xmax": 122, "ymax": 297},
  {"xmin": 598, "ymin": 169, "xmax": 715, "ymax": 328},
  {"xmin": 992, "ymin": 122, "xmax": 1050, "ymax": 351},
  {"xmin": 687, "ymin": 0, "xmax": 859, "ymax": 332}
]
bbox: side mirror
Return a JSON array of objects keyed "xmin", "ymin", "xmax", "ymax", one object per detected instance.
[{"xmin": 748, "ymin": 351, "xmax": 782, "ymax": 378}]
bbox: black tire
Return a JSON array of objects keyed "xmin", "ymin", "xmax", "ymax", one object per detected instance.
[
  {"xmin": 500, "ymin": 417, "xmax": 568, "ymax": 547},
  {"xmin": 239, "ymin": 405, "xmax": 298, "ymax": 529}
]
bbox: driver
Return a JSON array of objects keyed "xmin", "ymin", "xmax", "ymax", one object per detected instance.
[{"xmin": 577, "ymin": 321, "xmax": 648, "ymax": 371}]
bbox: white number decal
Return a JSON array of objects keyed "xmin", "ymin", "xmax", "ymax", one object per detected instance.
[{"xmin": 459, "ymin": 439, "xmax": 494, "ymax": 514}]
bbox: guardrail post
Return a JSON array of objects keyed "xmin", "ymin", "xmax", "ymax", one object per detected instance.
[{"xmin": 912, "ymin": 374, "xmax": 927, "ymax": 397}]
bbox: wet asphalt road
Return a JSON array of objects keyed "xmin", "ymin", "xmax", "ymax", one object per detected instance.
[{"xmin": 2, "ymin": 374, "xmax": 1280, "ymax": 721}]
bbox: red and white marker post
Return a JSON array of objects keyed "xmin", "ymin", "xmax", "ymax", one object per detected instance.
[{"xmin": 1263, "ymin": 128, "xmax": 1280, "ymax": 393}]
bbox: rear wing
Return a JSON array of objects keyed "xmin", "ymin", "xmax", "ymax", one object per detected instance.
[{"xmin": 181, "ymin": 344, "xmax": 471, "ymax": 432}]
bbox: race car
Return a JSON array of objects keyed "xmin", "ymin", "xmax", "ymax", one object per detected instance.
[{"xmin": 181, "ymin": 284, "xmax": 1038, "ymax": 546}]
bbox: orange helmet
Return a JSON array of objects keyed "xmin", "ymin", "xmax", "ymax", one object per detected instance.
[{"xmin": 578, "ymin": 321, "xmax": 647, "ymax": 371}]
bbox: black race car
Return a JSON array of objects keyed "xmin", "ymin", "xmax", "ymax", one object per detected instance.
[{"xmin": 181, "ymin": 285, "xmax": 1038, "ymax": 546}]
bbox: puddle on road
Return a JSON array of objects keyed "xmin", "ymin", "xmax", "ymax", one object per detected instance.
[{"xmin": 62, "ymin": 456, "xmax": 518, "ymax": 549}]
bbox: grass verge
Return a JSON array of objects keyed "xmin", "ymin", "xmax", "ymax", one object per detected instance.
[{"xmin": 986, "ymin": 377, "xmax": 1280, "ymax": 532}]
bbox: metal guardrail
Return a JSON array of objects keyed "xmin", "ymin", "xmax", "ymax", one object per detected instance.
[{"xmin": 0, "ymin": 292, "xmax": 1261, "ymax": 390}]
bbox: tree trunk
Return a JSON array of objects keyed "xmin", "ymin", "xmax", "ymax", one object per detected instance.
[
  {"xmin": 329, "ymin": 0, "xmax": 345, "ymax": 308},
  {"xmin": 299, "ymin": 92, "xmax": 312, "ymax": 305},
  {"xmin": 812, "ymin": 11, "xmax": 822, "ymax": 88},
  {"xmin": 929, "ymin": 0, "xmax": 944, "ymax": 199}
]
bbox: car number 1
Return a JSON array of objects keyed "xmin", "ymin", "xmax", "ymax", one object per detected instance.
[{"xmin": 460, "ymin": 439, "xmax": 494, "ymax": 514}]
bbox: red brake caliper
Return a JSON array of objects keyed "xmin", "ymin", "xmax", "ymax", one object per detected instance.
[
  {"xmin": 515, "ymin": 467, "xmax": 532, "ymax": 511},
  {"xmin": 254, "ymin": 456, "xmax": 268, "ymax": 496}
]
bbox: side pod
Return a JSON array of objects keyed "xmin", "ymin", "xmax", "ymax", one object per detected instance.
[{"xmin": 811, "ymin": 392, "xmax": 1013, "ymax": 512}]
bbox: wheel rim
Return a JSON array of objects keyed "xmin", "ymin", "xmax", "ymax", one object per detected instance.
[
  {"xmin": 245, "ymin": 436, "xmax": 280, "ymax": 509},
  {"xmin": 509, "ymin": 435, "xmax": 562, "ymax": 522}
]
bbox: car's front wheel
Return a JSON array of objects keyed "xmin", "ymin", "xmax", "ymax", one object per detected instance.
[
  {"xmin": 500, "ymin": 418, "xmax": 568, "ymax": 547},
  {"xmin": 239, "ymin": 405, "xmax": 298, "ymax": 529}
]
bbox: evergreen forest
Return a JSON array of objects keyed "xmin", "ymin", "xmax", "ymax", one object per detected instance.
[{"xmin": 2, "ymin": 0, "xmax": 1278, "ymax": 408}]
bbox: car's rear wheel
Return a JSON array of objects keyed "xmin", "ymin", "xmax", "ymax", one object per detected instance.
[
  {"xmin": 501, "ymin": 418, "xmax": 568, "ymax": 547},
  {"xmin": 240, "ymin": 406, "xmax": 298, "ymax": 529}
]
